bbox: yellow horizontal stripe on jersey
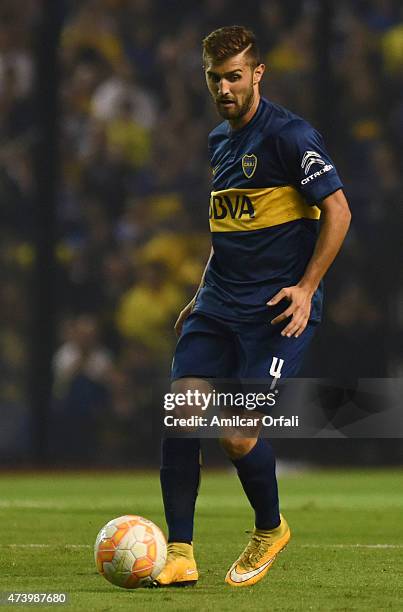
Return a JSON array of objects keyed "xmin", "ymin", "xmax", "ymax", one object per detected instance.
[{"xmin": 209, "ymin": 186, "xmax": 321, "ymax": 232}]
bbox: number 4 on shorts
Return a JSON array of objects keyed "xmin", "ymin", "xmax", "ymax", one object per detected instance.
[{"xmin": 269, "ymin": 356, "xmax": 284, "ymax": 389}]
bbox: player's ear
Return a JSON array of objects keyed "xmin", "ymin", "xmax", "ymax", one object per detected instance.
[{"xmin": 253, "ymin": 63, "xmax": 265, "ymax": 85}]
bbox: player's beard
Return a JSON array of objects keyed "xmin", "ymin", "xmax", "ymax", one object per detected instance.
[{"xmin": 216, "ymin": 85, "xmax": 255, "ymax": 121}]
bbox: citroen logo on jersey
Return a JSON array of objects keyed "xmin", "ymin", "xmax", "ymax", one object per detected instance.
[
  {"xmin": 242, "ymin": 154, "xmax": 257, "ymax": 178},
  {"xmin": 301, "ymin": 150, "xmax": 326, "ymax": 175}
]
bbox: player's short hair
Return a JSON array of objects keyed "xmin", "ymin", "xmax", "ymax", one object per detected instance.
[{"xmin": 202, "ymin": 25, "xmax": 260, "ymax": 68}]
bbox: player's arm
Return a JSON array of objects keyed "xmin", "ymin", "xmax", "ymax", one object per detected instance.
[
  {"xmin": 174, "ymin": 246, "xmax": 214, "ymax": 336},
  {"xmin": 269, "ymin": 189, "xmax": 351, "ymax": 337}
]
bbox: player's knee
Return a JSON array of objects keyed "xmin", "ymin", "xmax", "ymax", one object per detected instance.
[
  {"xmin": 168, "ymin": 377, "xmax": 213, "ymax": 428},
  {"xmin": 220, "ymin": 436, "xmax": 257, "ymax": 460}
]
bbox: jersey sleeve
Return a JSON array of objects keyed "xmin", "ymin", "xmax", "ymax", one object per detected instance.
[{"xmin": 276, "ymin": 119, "xmax": 343, "ymax": 203}]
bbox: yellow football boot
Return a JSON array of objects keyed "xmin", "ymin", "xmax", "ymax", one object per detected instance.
[
  {"xmin": 153, "ymin": 542, "xmax": 198, "ymax": 587},
  {"xmin": 225, "ymin": 515, "xmax": 290, "ymax": 587}
]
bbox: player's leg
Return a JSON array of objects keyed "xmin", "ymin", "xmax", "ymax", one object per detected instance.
[
  {"xmin": 156, "ymin": 313, "xmax": 234, "ymax": 586},
  {"xmin": 160, "ymin": 378, "xmax": 210, "ymax": 546},
  {"xmin": 220, "ymin": 428, "xmax": 290, "ymax": 587},
  {"xmin": 157, "ymin": 377, "xmax": 212, "ymax": 587},
  {"xmin": 220, "ymin": 431, "xmax": 280, "ymax": 531},
  {"xmin": 221, "ymin": 321, "xmax": 317, "ymax": 587}
]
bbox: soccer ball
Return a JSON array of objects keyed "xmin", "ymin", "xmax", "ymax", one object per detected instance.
[{"xmin": 94, "ymin": 515, "xmax": 167, "ymax": 588}]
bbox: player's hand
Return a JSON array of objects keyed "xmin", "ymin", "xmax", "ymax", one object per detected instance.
[
  {"xmin": 267, "ymin": 285, "xmax": 313, "ymax": 338},
  {"xmin": 174, "ymin": 298, "xmax": 196, "ymax": 337}
]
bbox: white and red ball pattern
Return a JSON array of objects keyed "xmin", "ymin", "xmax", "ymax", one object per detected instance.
[{"xmin": 94, "ymin": 515, "xmax": 167, "ymax": 588}]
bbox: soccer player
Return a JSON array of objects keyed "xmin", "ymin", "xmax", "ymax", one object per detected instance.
[{"xmin": 155, "ymin": 26, "xmax": 351, "ymax": 588}]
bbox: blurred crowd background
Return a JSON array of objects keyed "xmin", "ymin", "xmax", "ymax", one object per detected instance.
[{"xmin": 0, "ymin": 0, "xmax": 402, "ymax": 466}]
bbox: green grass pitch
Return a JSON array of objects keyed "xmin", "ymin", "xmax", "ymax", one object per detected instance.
[{"xmin": 0, "ymin": 469, "xmax": 402, "ymax": 611}]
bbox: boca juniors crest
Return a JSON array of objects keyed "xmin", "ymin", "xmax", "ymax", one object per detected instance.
[{"xmin": 241, "ymin": 154, "xmax": 257, "ymax": 178}]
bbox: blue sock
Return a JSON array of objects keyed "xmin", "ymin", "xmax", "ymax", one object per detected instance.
[
  {"xmin": 160, "ymin": 438, "xmax": 201, "ymax": 543},
  {"xmin": 231, "ymin": 439, "xmax": 280, "ymax": 530}
]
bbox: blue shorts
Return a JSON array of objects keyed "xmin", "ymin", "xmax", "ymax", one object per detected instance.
[{"xmin": 172, "ymin": 311, "xmax": 317, "ymax": 381}]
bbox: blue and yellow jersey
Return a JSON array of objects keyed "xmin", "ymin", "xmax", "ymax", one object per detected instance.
[{"xmin": 194, "ymin": 97, "xmax": 343, "ymax": 323}]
